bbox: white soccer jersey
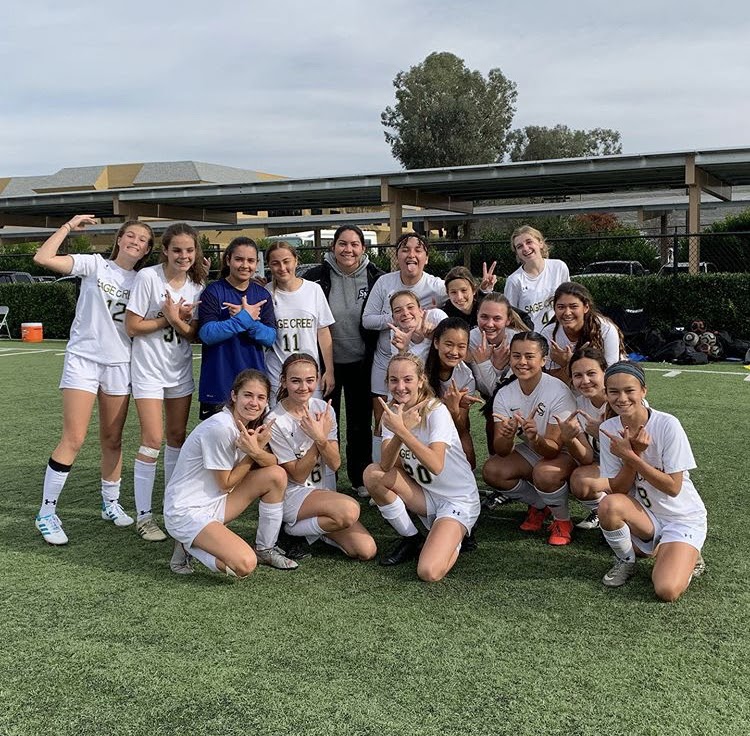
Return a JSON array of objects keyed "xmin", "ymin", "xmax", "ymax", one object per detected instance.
[
  {"xmin": 504, "ymin": 259, "xmax": 569, "ymax": 332},
  {"xmin": 599, "ymin": 410, "xmax": 707, "ymax": 521},
  {"xmin": 468, "ymin": 326, "xmax": 518, "ymax": 398},
  {"xmin": 382, "ymin": 402, "xmax": 479, "ymax": 508},
  {"xmin": 268, "ymin": 397, "xmax": 338, "ymax": 494},
  {"xmin": 492, "ymin": 373, "xmax": 576, "ymax": 448},
  {"xmin": 163, "ymin": 409, "xmax": 243, "ymax": 516},
  {"xmin": 439, "ymin": 360, "xmax": 476, "ymax": 396},
  {"xmin": 575, "ymin": 394, "xmax": 607, "ymax": 461},
  {"xmin": 67, "ymin": 254, "xmax": 138, "ymax": 365},
  {"xmin": 363, "ymin": 271, "xmax": 447, "ymax": 371},
  {"xmin": 128, "ymin": 264, "xmax": 204, "ymax": 388},
  {"xmin": 541, "ymin": 317, "xmax": 622, "ymax": 370},
  {"xmin": 390, "ymin": 308, "xmax": 449, "ymax": 364},
  {"xmin": 265, "ymin": 280, "xmax": 335, "ymax": 389}
]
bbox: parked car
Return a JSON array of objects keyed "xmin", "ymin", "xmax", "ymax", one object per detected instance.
[
  {"xmin": 572, "ymin": 260, "xmax": 648, "ymax": 278},
  {"xmin": 0, "ymin": 270, "xmax": 35, "ymax": 284},
  {"xmin": 657, "ymin": 261, "xmax": 717, "ymax": 276}
]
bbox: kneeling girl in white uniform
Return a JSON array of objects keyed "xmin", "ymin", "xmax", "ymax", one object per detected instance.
[
  {"xmin": 268, "ymin": 353, "xmax": 377, "ymax": 560},
  {"xmin": 597, "ymin": 362, "xmax": 707, "ymax": 600},
  {"xmin": 555, "ymin": 346, "xmax": 610, "ymax": 531},
  {"xmin": 165, "ymin": 369, "xmax": 298, "ymax": 576},
  {"xmin": 424, "ymin": 316, "xmax": 483, "ymax": 469},
  {"xmin": 482, "ymin": 332, "xmax": 578, "ymax": 546},
  {"xmin": 125, "ymin": 223, "xmax": 206, "ymax": 542},
  {"xmin": 363, "ymin": 353, "xmax": 481, "ymax": 582}
]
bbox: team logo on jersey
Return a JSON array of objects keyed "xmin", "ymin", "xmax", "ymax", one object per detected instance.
[
  {"xmin": 358, "ymin": 287, "xmax": 369, "ymax": 301},
  {"xmin": 536, "ymin": 402, "xmax": 546, "ymax": 417}
]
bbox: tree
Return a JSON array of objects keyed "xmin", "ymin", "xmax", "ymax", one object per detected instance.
[
  {"xmin": 381, "ymin": 52, "xmax": 517, "ymax": 169},
  {"xmin": 507, "ymin": 124, "xmax": 622, "ymax": 162}
]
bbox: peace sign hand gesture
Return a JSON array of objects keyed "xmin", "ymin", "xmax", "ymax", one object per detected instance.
[
  {"xmin": 389, "ymin": 322, "xmax": 415, "ymax": 353},
  {"xmin": 378, "ymin": 398, "xmax": 427, "ymax": 437},
  {"xmin": 578, "ymin": 410, "xmax": 603, "ymax": 437},
  {"xmin": 601, "ymin": 426, "xmax": 637, "ymax": 461},
  {"xmin": 480, "ymin": 261, "xmax": 498, "ymax": 292},
  {"xmin": 554, "ymin": 411, "xmax": 583, "ymax": 443},
  {"xmin": 514, "ymin": 404, "xmax": 541, "ymax": 442},
  {"xmin": 492, "ymin": 413, "xmax": 518, "ymax": 438},
  {"xmin": 299, "ymin": 400, "xmax": 334, "ymax": 443},
  {"xmin": 242, "ymin": 296, "xmax": 267, "ymax": 321},
  {"xmin": 470, "ymin": 331, "xmax": 492, "ymax": 364},
  {"xmin": 550, "ymin": 340, "xmax": 574, "ymax": 368}
]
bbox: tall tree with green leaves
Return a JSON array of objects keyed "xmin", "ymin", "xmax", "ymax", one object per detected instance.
[
  {"xmin": 507, "ymin": 124, "xmax": 622, "ymax": 161},
  {"xmin": 381, "ymin": 52, "xmax": 517, "ymax": 169}
]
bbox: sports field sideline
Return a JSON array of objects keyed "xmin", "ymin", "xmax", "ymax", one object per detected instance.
[{"xmin": 1, "ymin": 341, "xmax": 748, "ymax": 736}]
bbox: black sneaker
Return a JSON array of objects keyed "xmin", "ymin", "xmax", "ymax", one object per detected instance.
[
  {"xmin": 379, "ymin": 533, "xmax": 424, "ymax": 566},
  {"xmin": 575, "ymin": 510, "xmax": 600, "ymax": 530},
  {"xmin": 461, "ymin": 529, "xmax": 478, "ymax": 553},
  {"xmin": 276, "ymin": 530, "xmax": 312, "ymax": 561},
  {"xmin": 482, "ymin": 491, "xmax": 513, "ymax": 511}
]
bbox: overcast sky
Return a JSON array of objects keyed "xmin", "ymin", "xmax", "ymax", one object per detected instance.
[{"xmin": 3, "ymin": 0, "xmax": 749, "ymax": 180}]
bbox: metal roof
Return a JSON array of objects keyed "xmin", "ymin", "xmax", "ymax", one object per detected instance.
[{"xmin": 3, "ymin": 147, "xmax": 750, "ymax": 226}]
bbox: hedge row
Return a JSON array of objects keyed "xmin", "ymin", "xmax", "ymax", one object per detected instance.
[
  {"xmin": 0, "ymin": 283, "xmax": 78, "ymax": 339},
  {"xmin": 1, "ymin": 273, "xmax": 748, "ymax": 342},
  {"xmin": 578, "ymin": 273, "xmax": 750, "ymax": 338}
]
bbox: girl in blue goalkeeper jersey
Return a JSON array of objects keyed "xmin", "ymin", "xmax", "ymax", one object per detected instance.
[{"xmin": 197, "ymin": 238, "xmax": 276, "ymax": 419}]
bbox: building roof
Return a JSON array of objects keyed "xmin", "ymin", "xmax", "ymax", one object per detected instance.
[{"xmin": 2, "ymin": 147, "xmax": 750, "ymax": 227}]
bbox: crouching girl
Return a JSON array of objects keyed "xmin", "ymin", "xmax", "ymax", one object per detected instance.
[
  {"xmin": 597, "ymin": 362, "xmax": 707, "ymax": 600},
  {"xmin": 165, "ymin": 370, "xmax": 298, "ymax": 577},
  {"xmin": 268, "ymin": 353, "xmax": 377, "ymax": 560},
  {"xmin": 363, "ymin": 353, "xmax": 481, "ymax": 581}
]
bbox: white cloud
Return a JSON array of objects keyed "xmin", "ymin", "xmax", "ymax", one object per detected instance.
[{"xmin": 2, "ymin": 0, "xmax": 749, "ymax": 178}]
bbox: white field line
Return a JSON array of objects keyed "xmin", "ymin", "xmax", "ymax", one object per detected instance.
[
  {"xmin": 0, "ymin": 349, "xmax": 56, "ymax": 357},
  {"xmin": 661, "ymin": 370, "xmax": 682, "ymax": 378},
  {"xmin": 644, "ymin": 366, "xmax": 750, "ymax": 377}
]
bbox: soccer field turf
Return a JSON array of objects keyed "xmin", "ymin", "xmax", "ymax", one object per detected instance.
[{"xmin": 1, "ymin": 342, "xmax": 748, "ymax": 736}]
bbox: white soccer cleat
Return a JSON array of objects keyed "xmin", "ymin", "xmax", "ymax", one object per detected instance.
[
  {"xmin": 35, "ymin": 514, "xmax": 69, "ymax": 545},
  {"xmin": 136, "ymin": 516, "xmax": 168, "ymax": 542},
  {"xmin": 169, "ymin": 540, "xmax": 194, "ymax": 575},
  {"xmin": 101, "ymin": 501, "xmax": 134, "ymax": 527}
]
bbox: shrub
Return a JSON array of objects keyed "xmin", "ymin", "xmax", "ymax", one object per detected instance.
[
  {"xmin": 576, "ymin": 273, "xmax": 750, "ymax": 337},
  {"xmin": 0, "ymin": 283, "xmax": 78, "ymax": 339}
]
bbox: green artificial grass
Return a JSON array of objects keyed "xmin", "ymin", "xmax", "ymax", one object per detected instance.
[{"xmin": 1, "ymin": 342, "xmax": 748, "ymax": 735}]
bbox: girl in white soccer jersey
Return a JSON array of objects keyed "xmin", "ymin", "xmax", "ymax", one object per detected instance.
[
  {"xmin": 424, "ymin": 317, "xmax": 483, "ymax": 469},
  {"xmin": 541, "ymin": 282, "xmax": 624, "ymax": 383},
  {"xmin": 597, "ymin": 362, "xmax": 707, "ymax": 600},
  {"xmin": 482, "ymin": 332, "xmax": 578, "ymax": 546},
  {"xmin": 504, "ymin": 225, "xmax": 569, "ymax": 332},
  {"xmin": 32, "ymin": 214, "xmax": 154, "ymax": 545},
  {"xmin": 388, "ymin": 290, "xmax": 448, "ymax": 365},
  {"xmin": 267, "ymin": 353, "xmax": 376, "ymax": 560},
  {"xmin": 362, "ymin": 232, "xmax": 446, "ymax": 459},
  {"xmin": 165, "ymin": 369, "xmax": 298, "ymax": 577},
  {"xmin": 265, "ymin": 242, "xmax": 335, "ymax": 403},
  {"xmin": 363, "ymin": 353, "xmax": 481, "ymax": 581},
  {"xmin": 555, "ymin": 347, "xmax": 610, "ymax": 531},
  {"xmin": 125, "ymin": 223, "xmax": 206, "ymax": 542}
]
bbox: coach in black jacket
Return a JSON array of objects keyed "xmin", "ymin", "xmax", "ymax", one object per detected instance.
[{"xmin": 305, "ymin": 225, "xmax": 384, "ymax": 495}]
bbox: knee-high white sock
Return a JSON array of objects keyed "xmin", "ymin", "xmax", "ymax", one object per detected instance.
[
  {"xmin": 101, "ymin": 478, "xmax": 121, "ymax": 503},
  {"xmin": 602, "ymin": 524, "xmax": 635, "ymax": 563},
  {"xmin": 134, "ymin": 459, "xmax": 157, "ymax": 520},
  {"xmin": 580, "ymin": 493, "xmax": 606, "ymax": 511},
  {"xmin": 39, "ymin": 460, "xmax": 70, "ymax": 517},
  {"xmin": 372, "ymin": 435, "xmax": 382, "ymax": 463},
  {"xmin": 505, "ymin": 479, "xmax": 539, "ymax": 506},
  {"xmin": 536, "ymin": 482, "xmax": 570, "ymax": 520},
  {"xmin": 256, "ymin": 501, "xmax": 284, "ymax": 550},
  {"xmin": 286, "ymin": 516, "xmax": 325, "ymax": 538},
  {"xmin": 164, "ymin": 446, "xmax": 181, "ymax": 487},
  {"xmin": 379, "ymin": 497, "xmax": 419, "ymax": 537},
  {"xmin": 186, "ymin": 545, "xmax": 219, "ymax": 572}
]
